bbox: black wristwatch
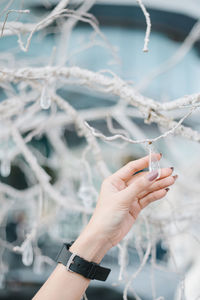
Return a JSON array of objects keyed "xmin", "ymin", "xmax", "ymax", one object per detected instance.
[{"xmin": 56, "ymin": 241, "xmax": 111, "ymax": 281}]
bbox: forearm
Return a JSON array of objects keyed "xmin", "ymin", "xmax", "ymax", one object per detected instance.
[
  {"xmin": 33, "ymin": 155, "xmax": 175, "ymax": 300},
  {"xmin": 33, "ymin": 225, "xmax": 111, "ymax": 300}
]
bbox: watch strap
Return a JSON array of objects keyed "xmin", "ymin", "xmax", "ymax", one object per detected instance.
[{"xmin": 56, "ymin": 242, "xmax": 111, "ymax": 281}]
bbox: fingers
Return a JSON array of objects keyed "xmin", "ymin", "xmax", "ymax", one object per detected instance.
[
  {"xmin": 119, "ymin": 169, "xmax": 160, "ymax": 205},
  {"xmin": 138, "ymin": 188, "xmax": 169, "ymax": 209},
  {"xmin": 111, "ymin": 154, "xmax": 162, "ymax": 182},
  {"xmin": 127, "ymin": 167, "xmax": 173, "ymax": 186},
  {"xmin": 137, "ymin": 173, "xmax": 176, "ymax": 199},
  {"xmin": 129, "ymin": 181, "xmax": 175, "ymax": 219}
]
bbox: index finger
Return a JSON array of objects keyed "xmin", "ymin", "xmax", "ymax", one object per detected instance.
[{"xmin": 111, "ymin": 154, "xmax": 162, "ymax": 182}]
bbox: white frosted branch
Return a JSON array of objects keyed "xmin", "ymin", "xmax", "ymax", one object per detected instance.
[
  {"xmin": 84, "ymin": 107, "xmax": 196, "ymax": 144},
  {"xmin": 53, "ymin": 93, "xmax": 111, "ymax": 177},
  {"xmin": 1, "ymin": 66, "xmax": 199, "ymax": 111},
  {"xmin": 0, "ymin": 2, "xmax": 200, "ymax": 296},
  {"xmin": 136, "ymin": 0, "xmax": 151, "ymax": 52},
  {"xmin": 137, "ymin": 20, "xmax": 200, "ymax": 91},
  {"xmin": 11, "ymin": 124, "xmax": 91, "ymax": 214},
  {"xmin": 0, "ymin": 0, "xmax": 70, "ymax": 37},
  {"xmin": 1, "ymin": 9, "xmax": 30, "ymax": 37},
  {"xmin": 123, "ymin": 215, "xmax": 152, "ymax": 300},
  {"xmin": 0, "ymin": 66, "xmax": 200, "ymax": 143}
]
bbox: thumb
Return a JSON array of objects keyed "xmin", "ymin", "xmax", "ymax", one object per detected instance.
[{"xmin": 120, "ymin": 170, "xmax": 159, "ymax": 205}]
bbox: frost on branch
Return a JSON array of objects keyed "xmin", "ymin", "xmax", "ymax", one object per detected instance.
[{"xmin": 0, "ymin": 1, "xmax": 200, "ymax": 299}]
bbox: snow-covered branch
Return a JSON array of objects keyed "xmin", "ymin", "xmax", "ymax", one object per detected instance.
[{"xmin": 0, "ymin": 1, "xmax": 200, "ymax": 298}]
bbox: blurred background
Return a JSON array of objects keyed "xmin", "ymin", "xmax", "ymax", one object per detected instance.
[{"xmin": 0, "ymin": 0, "xmax": 200, "ymax": 299}]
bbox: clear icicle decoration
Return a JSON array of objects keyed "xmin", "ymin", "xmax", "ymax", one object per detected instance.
[
  {"xmin": 22, "ymin": 240, "xmax": 34, "ymax": 266},
  {"xmin": 0, "ymin": 158, "xmax": 11, "ymax": 177},
  {"xmin": 148, "ymin": 142, "xmax": 161, "ymax": 179},
  {"xmin": 40, "ymin": 85, "xmax": 51, "ymax": 109},
  {"xmin": 78, "ymin": 184, "xmax": 94, "ymax": 208},
  {"xmin": 78, "ymin": 168, "xmax": 94, "ymax": 208}
]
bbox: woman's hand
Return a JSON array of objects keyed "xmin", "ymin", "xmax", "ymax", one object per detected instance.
[
  {"xmin": 70, "ymin": 154, "xmax": 177, "ymax": 263},
  {"xmin": 34, "ymin": 154, "xmax": 177, "ymax": 300}
]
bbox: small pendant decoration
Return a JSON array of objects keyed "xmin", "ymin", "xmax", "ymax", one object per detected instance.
[
  {"xmin": 0, "ymin": 158, "xmax": 11, "ymax": 177},
  {"xmin": 40, "ymin": 85, "xmax": 51, "ymax": 110},
  {"xmin": 148, "ymin": 142, "xmax": 161, "ymax": 179},
  {"xmin": 22, "ymin": 240, "xmax": 34, "ymax": 266}
]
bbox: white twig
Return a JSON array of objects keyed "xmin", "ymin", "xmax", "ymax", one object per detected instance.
[
  {"xmin": 123, "ymin": 215, "xmax": 152, "ymax": 300},
  {"xmin": 136, "ymin": 0, "xmax": 151, "ymax": 52},
  {"xmin": 0, "ymin": 2, "xmax": 200, "ymax": 298},
  {"xmin": 84, "ymin": 107, "xmax": 197, "ymax": 144},
  {"xmin": 1, "ymin": 9, "xmax": 30, "ymax": 37},
  {"xmin": 137, "ymin": 20, "xmax": 200, "ymax": 91}
]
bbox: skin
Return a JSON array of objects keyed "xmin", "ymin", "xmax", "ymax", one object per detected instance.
[{"xmin": 33, "ymin": 154, "xmax": 177, "ymax": 300}]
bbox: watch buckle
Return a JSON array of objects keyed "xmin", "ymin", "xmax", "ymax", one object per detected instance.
[{"xmin": 66, "ymin": 253, "xmax": 76, "ymax": 272}]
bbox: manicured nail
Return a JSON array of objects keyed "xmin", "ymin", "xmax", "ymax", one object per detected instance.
[
  {"xmin": 170, "ymin": 167, "xmax": 174, "ymax": 172},
  {"xmin": 147, "ymin": 170, "xmax": 159, "ymax": 181},
  {"xmin": 165, "ymin": 188, "xmax": 170, "ymax": 192},
  {"xmin": 173, "ymin": 175, "xmax": 178, "ymax": 181}
]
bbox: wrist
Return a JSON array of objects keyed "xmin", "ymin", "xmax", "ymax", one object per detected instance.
[{"xmin": 69, "ymin": 225, "xmax": 111, "ymax": 264}]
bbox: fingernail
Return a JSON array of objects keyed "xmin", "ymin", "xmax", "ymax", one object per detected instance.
[
  {"xmin": 170, "ymin": 167, "xmax": 174, "ymax": 172},
  {"xmin": 173, "ymin": 175, "xmax": 178, "ymax": 181},
  {"xmin": 165, "ymin": 188, "xmax": 170, "ymax": 192},
  {"xmin": 147, "ymin": 170, "xmax": 159, "ymax": 181}
]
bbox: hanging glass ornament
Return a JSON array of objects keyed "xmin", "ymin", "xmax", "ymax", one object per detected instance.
[
  {"xmin": 78, "ymin": 184, "xmax": 94, "ymax": 208},
  {"xmin": 0, "ymin": 158, "xmax": 11, "ymax": 177},
  {"xmin": 40, "ymin": 85, "xmax": 51, "ymax": 109},
  {"xmin": 22, "ymin": 240, "xmax": 34, "ymax": 266},
  {"xmin": 148, "ymin": 142, "xmax": 161, "ymax": 179}
]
